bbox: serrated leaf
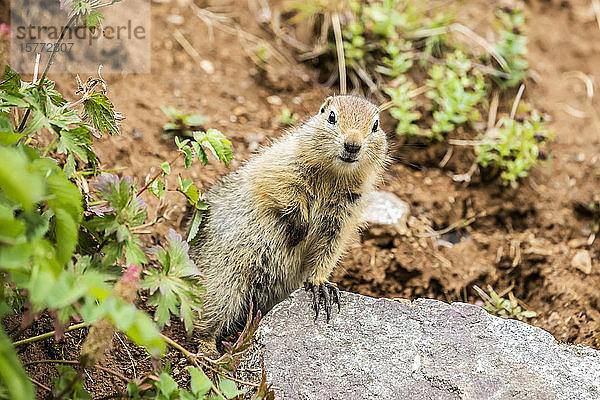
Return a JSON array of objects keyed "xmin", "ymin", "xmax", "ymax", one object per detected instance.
[
  {"xmin": 186, "ymin": 209, "xmax": 204, "ymax": 244},
  {"xmin": 178, "ymin": 178, "xmax": 193, "ymax": 193},
  {"xmin": 125, "ymin": 239, "xmax": 146, "ymax": 265},
  {"xmin": 0, "ymin": 66, "xmax": 22, "ymax": 94},
  {"xmin": 205, "ymin": 129, "xmax": 233, "ymax": 165},
  {"xmin": 182, "ymin": 145, "xmax": 193, "ymax": 169},
  {"xmin": 86, "ymin": 10, "xmax": 104, "ymax": 28},
  {"xmin": 64, "ymin": 153, "xmax": 76, "ymax": 178},
  {"xmin": 182, "ymin": 184, "xmax": 199, "ymax": 205},
  {"xmin": 191, "ymin": 141, "xmax": 208, "ymax": 165},
  {"xmin": 149, "ymin": 179, "xmax": 165, "ymax": 199},
  {"xmin": 83, "ymin": 93, "xmax": 120, "ymax": 136}
]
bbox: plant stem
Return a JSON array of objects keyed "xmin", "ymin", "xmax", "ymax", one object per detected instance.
[
  {"xmin": 23, "ymin": 359, "xmax": 130, "ymax": 382},
  {"xmin": 13, "ymin": 322, "xmax": 89, "ymax": 347},
  {"xmin": 159, "ymin": 333, "xmax": 195, "ymax": 358},
  {"xmin": 30, "ymin": 377, "xmax": 52, "ymax": 392},
  {"xmin": 136, "ymin": 151, "xmax": 183, "ymax": 197},
  {"xmin": 17, "ymin": 13, "xmax": 79, "ymax": 133},
  {"xmin": 160, "ymin": 334, "xmax": 226, "ymax": 398},
  {"xmin": 42, "ymin": 135, "xmax": 59, "ymax": 157}
]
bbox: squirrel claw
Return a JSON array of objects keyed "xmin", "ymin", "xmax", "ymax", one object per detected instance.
[{"xmin": 305, "ymin": 281, "xmax": 341, "ymax": 322}]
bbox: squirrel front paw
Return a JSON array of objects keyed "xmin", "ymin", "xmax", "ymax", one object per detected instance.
[{"xmin": 304, "ymin": 280, "xmax": 341, "ymax": 322}]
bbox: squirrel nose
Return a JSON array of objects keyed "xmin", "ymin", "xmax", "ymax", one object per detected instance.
[{"xmin": 344, "ymin": 142, "xmax": 361, "ymax": 154}]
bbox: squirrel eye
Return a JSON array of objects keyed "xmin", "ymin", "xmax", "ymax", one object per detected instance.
[
  {"xmin": 372, "ymin": 120, "xmax": 379, "ymax": 133},
  {"xmin": 328, "ymin": 111, "xmax": 336, "ymax": 124},
  {"xmin": 320, "ymin": 107, "xmax": 325, "ymax": 114}
]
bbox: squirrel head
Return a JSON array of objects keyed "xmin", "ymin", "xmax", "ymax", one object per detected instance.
[{"xmin": 300, "ymin": 95, "xmax": 387, "ymax": 176}]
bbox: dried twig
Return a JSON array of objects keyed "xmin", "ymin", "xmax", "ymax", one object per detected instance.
[
  {"xmin": 172, "ymin": 28, "xmax": 201, "ymax": 63},
  {"xmin": 23, "ymin": 359, "xmax": 130, "ymax": 383},
  {"xmin": 510, "ymin": 84, "xmax": 525, "ymax": 120},
  {"xmin": 409, "ymin": 23, "xmax": 508, "ymax": 70},
  {"xmin": 331, "ymin": 13, "xmax": 347, "ymax": 94}
]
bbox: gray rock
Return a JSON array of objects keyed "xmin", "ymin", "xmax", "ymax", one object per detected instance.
[
  {"xmin": 362, "ymin": 191, "xmax": 409, "ymax": 226},
  {"xmin": 241, "ymin": 290, "xmax": 600, "ymax": 400}
]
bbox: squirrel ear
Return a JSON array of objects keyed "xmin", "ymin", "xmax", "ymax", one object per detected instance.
[{"xmin": 319, "ymin": 96, "xmax": 334, "ymax": 114}]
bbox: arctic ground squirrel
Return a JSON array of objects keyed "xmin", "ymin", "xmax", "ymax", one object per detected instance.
[{"xmin": 190, "ymin": 94, "xmax": 388, "ymax": 344}]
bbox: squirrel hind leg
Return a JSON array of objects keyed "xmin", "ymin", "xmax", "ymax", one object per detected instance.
[{"xmin": 196, "ymin": 335, "xmax": 219, "ymax": 359}]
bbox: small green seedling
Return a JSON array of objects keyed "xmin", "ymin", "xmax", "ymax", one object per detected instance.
[
  {"xmin": 278, "ymin": 107, "xmax": 300, "ymax": 126},
  {"xmin": 474, "ymin": 285, "xmax": 537, "ymax": 321},
  {"xmin": 493, "ymin": 4, "xmax": 528, "ymax": 89},
  {"xmin": 162, "ymin": 106, "xmax": 207, "ymax": 138},
  {"xmin": 426, "ymin": 50, "xmax": 486, "ymax": 140},
  {"xmin": 476, "ymin": 110, "xmax": 551, "ymax": 184}
]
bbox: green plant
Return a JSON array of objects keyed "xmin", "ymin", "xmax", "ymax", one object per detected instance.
[
  {"xmin": 278, "ymin": 107, "xmax": 299, "ymax": 126},
  {"xmin": 383, "ymin": 78, "xmax": 420, "ymax": 136},
  {"xmin": 277, "ymin": 0, "xmax": 549, "ymax": 183},
  {"xmin": 162, "ymin": 107, "xmax": 208, "ymax": 138},
  {"xmin": 474, "ymin": 285, "xmax": 537, "ymax": 321},
  {"xmin": 476, "ymin": 110, "xmax": 551, "ymax": 184},
  {"xmin": 0, "ymin": 1, "xmax": 269, "ymax": 398},
  {"xmin": 425, "ymin": 50, "xmax": 486, "ymax": 140},
  {"xmin": 142, "ymin": 230, "xmax": 204, "ymax": 335},
  {"xmin": 127, "ymin": 366, "xmax": 245, "ymax": 400},
  {"xmin": 493, "ymin": 4, "xmax": 528, "ymax": 89}
]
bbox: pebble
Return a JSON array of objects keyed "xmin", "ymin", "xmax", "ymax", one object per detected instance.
[
  {"xmin": 363, "ymin": 191, "xmax": 410, "ymax": 226},
  {"xmin": 266, "ymin": 95, "xmax": 282, "ymax": 105},
  {"xmin": 200, "ymin": 60, "xmax": 215, "ymax": 75},
  {"xmin": 571, "ymin": 250, "xmax": 592, "ymax": 274},
  {"xmin": 167, "ymin": 14, "xmax": 184, "ymax": 25}
]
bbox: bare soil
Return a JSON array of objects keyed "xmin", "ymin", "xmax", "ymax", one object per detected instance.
[{"xmin": 2, "ymin": 0, "xmax": 600, "ymax": 397}]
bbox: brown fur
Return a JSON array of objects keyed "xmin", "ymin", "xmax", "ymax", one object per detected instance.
[{"xmin": 189, "ymin": 95, "xmax": 388, "ymax": 344}]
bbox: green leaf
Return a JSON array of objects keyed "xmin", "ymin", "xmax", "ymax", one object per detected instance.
[
  {"xmin": 125, "ymin": 239, "xmax": 146, "ymax": 265},
  {"xmin": 141, "ymin": 230, "xmax": 203, "ymax": 335},
  {"xmin": 100, "ymin": 296, "xmax": 165, "ymax": 357},
  {"xmin": 0, "ymin": 66, "xmax": 22, "ymax": 94},
  {"xmin": 58, "ymin": 127, "xmax": 96, "ymax": 165},
  {"xmin": 158, "ymin": 372, "xmax": 178, "ymax": 397},
  {"xmin": 206, "ymin": 129, "xmax": 233, "ymax": 165},
  {"xmin": 0, "ymin": 326, "xmax": 35, "ymax": 400},
  {"xmin": 184, "ymin": 114, "xmax": 207, "ymax": 126},
  {"xmin": 51, "ymin": 365, "xmax": 91, "ymax": 400},
  {"xmin": 86, "ymin": 10, "xmax": 104, "ymax": 28},
  {"xmin": 186, "ymin": 209, "xmax": 204, "ymax": 244},
  {"xmin": 160, "ymin": 162, "xmax": 171, "ymax": 175},
  {"xmin": 189, "ymin": 367, "xmax": 212, "ymax": 397},
  {"xmin": 182, "ymin": 145, "xmax": 194, "ymax": 169},
  {"xmin": 218, "ymin": 378, "xmax": 246, "ymax": 399},
  {"xmin": 52, "ymin": 207, "xmax": 79, "ymax": 265},
  {"xmin": 0, "ymin": 132, "xmax": 24, "ymax": 146},
  {"xmin": 191, "ymin": 141, "xmax": 208, "ymax": 165},
  {"xmin": 149, "ymin": 179, "xmax": 166, "ymax": 199},
  {"xmin": 0, "ymin": 146, "xmax": 44, "ymax": 210},
  {"xmin": 181, "ymin": 183, "xmax": 199, "ymax": 206},
  {"xmin": 0, "ymin": 218, "xmax": 26, "ymax": 245},
  {"xmin": 83, "ymin": 93, "xmax": 120, "ymax": 136}
]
